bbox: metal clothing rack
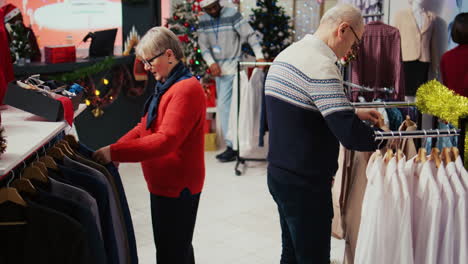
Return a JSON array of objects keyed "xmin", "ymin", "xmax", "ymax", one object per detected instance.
[
  {"xmin": 343, "ymin": 81, "xmax": 394, "ymax": 94},
  {"xmin": 363, "ymin": 12, "xmax": 384, "ymax": 18},
  {"xmin": 234, "ymin": 61, "xmax": 273, "ymax": 176}
]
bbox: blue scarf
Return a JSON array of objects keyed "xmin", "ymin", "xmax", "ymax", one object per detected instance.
[{"xmin": 143, "ymin": 62, "xmax": 192, "ymax": 129}]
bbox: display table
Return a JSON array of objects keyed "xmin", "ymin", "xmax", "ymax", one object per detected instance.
[
  {"xmin": 0, "ymin": 104, "xmax": 86, "ymax": 177},
  {"xmin": 13, "ymin": 55, "xmax": 134, "ymax": 77}
]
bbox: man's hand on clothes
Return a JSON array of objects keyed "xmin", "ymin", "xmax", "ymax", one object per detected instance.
[
  {"xmin": 256, "ymin": 58, "xmax": 267, "ymax": 69},
  {"xmin": 209, "ymin": 63, "xmax": 221, "ymax": 77},
  {"xmin": 355, "ymin": 108, "xmax": 382, "ymax": 125},
  {"xmin": 92, "ymin": 146, "xmax": 112, "ymax": 165}
]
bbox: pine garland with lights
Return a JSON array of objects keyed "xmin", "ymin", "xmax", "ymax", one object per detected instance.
[
  {"xmin": 51, "ymin": 57, "xmax": 116, "ymax": 83},
  {"xmin": 165, "ymin": 0, "xmax": 208, "ymax": 79},
  {"xmin": 248, "ymin": 0, "xmax": 292, "ymax": 59},
  {"xmin": 416, "ymin": 80, "xmax": 468, "ymax": 166}
]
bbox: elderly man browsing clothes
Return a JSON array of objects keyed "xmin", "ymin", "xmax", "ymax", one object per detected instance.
[{"xmin": 264, "ymin": 4, "xmax": 385, "ymax": 263}]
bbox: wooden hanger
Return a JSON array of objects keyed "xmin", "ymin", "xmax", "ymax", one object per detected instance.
[
  {"xmin": 56, "ymin": 142, "xmax": 74, "ymax": 157},
  {"xmin": 39, "ymin": 155, "xmax": 58, "ymax": 170},
  {"xmin": 451, "ymin": 147, "xmax": 459, "ymax": 159},
  {"xmin": 31, "ymin": 161, "xmax": 47, "ymax": 176},
  {"xmin": 385, "ymin": 148, "xmax": 394, "ymax": 163},
  {"xmin": 12, "ymin": 178, "xmax": 37, "ymax": 195},
  {"xmin": 60, "ymin": 140, "xmax": 76, "ymax": 156},
  {"xmin": 430, "ymin": 148, "xmax": 442, "ymax": 168},
  {"xmin": 397, "ymin": 149, "xmax": 404, "ymax": 162},
  {"xmin": 416, "ymin": 148, "xmax": 427, "ymax": 163},
  {"xmin": 441, "ymin": 148, "xmax": 452, "ymax": 165},
  {"xmin": 23, "ymin": 165, "xmax": 48, "ymax": 183},
  {"xmin": 0, "ymin": 187, "xmax": 27, "ymax": 207},
  {"xmin": 64, "ymin": 134, "xmax": 79, "ymax": 150},
  {"xmin": 47, "ymin": 146, "xmax": 65, "ymax": 161}
]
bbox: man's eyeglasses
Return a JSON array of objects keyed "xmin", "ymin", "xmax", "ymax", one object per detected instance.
[
  {"xmin": 349, "ymin": 26, "xmax": 361, "ymax": 54},
  {"xmin": 142, "ymin": 50, "xmax": 166, "ymax": 67}
]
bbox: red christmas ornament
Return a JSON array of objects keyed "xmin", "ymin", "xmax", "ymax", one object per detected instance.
[
  {"xmin": 184, "ymin": 22, "xmax": 190, "ymax": 28},
  {"xmin": 206, "ymin": 69, "xmax": 211, "ymax": 74},
  {"xmin": 178, "ymin": 34, "xmax": 190, "ymax": 43},
  {"xmin": 173, "ymin": 15, "xmax": 179, "ymax": 20},
  {"xmin": 189, "ymin": 59, "xmax": 195, "ymax": 64},
  {"xmin": 193, "ymin": 47, "xmax": 198, "ymax": 51}
]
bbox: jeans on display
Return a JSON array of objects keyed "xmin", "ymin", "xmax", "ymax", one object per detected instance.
[
  {"xmin": 215, "ymin": 74, "xmax": 235, "ymax": 148},
  {"xmin": 150, "ymin": 188, "xmax": 200, "ymax": 264},
  {"xmin": 268, "ymin": 166, "xmax": 333, "ymax": 264}
]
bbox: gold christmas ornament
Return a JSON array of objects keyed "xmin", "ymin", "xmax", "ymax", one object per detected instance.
[{"xmin": 92, "ymin": 108, "xmax": 104, "ymax": 118}]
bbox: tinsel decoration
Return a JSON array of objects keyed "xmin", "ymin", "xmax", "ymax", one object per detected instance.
[
  {"xmin": 416, "ymin": 80, "xmax": 468, "ymax": 166},
  {"xmin": 416, "ymin": 80, "xmax": 468, "ymax": 126},
  {"xmin": 0, "ymin": 127, "xmax": 6, "ymax": 155}
]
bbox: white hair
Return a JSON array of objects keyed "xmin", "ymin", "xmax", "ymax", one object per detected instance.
[
  {"xmin": 319, "ymin": 4, "xmax": 363, "ymax": 29},
  {"xmin": 135, "ymin": 27, "xmax": 184, "ymax": 60}
]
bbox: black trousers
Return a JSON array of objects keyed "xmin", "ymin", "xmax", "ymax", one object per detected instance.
[
  {"xmin": 268, "ymin": 166, "xmax": 333, "ymax": 264},
  {"xmin": 403, "ymin": 60, "xmax": 430, "ymax": 96},
  {"xmin": 150, "ymin": 188, "xmax": 200, "ymax": 264}
]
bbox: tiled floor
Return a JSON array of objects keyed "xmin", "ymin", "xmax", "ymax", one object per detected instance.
[{"xmin": 119, "ymin": 151, "xmax": 345, "ymax": 264}]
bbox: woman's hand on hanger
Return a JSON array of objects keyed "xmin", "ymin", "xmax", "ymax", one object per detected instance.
[{"xmin": 92, "ymin": 145, "xmax": 112, "ymax": 165}]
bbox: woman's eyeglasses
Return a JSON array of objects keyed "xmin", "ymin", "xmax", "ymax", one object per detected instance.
[{"xmin": 142, "ymin": 50, "xmax": 166, "ymax": 67}]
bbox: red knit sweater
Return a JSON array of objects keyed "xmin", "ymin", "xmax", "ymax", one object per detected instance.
[
  {"xmin": 440, "ymin": 44, "xmax": 468, "ymax": 98},
  {"xmin": 110, "ymin": 77, "xmax": 206, "ymax": 197}
]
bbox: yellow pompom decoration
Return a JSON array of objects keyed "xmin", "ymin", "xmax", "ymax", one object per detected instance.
[{"xmin": 416, "ymin": 80, "xmax": 468, "ymax": 166}]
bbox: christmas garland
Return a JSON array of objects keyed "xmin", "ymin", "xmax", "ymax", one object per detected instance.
[
  {"xmin": 416, "ymin": 80, "xmax": 468, "ymax": 165},
  {"xmin": 51, "ymin": 57, "xmax": 116, "ymax": 83}
]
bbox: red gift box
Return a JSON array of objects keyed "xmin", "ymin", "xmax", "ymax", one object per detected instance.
[{"xmin": 44, "ymin": 45, "xmax": 76, "ymax": 64}]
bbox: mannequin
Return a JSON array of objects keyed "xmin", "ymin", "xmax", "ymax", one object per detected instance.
[{"xmin": 394, "ymin": 0, "xmax": 436, "ymax": 99}]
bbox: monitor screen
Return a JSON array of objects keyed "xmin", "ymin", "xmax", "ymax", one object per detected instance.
[{"xmin": 6, "ymin": 0, "xmax": 123, "ymax": 57}]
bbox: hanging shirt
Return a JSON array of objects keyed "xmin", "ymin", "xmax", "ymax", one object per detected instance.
[
  {"xmin": 434, "ymin": 164, "xmax": 456, "ymax": 264},
  {"xmin": 455, "ymin": 156, "xmax": 468, "ymax": 189},
  {"xmin": 350, "ymin": 21, "xmax": 405, "ymax": 101},
  {"xmin": 446, "ymin": 161, "xmax": 468, "ymax": 264},
  {"xmin": 396, "ymin": 155, "xmax": 414, "ymax": 264},
  {"xmin": 413, "ymin": 160, "xmax": 441, "ymax": 264},
  {"xmin": 355, "ymin": 151, "xmax": 386, "ymax": 264}
]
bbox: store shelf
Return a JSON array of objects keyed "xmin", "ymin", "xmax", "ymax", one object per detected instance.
[{"xmin": 0, "ymin": 104, "xmax": 86, "ymax": 176}]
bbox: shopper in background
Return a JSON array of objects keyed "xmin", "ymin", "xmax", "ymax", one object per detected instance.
[
  {"xmin": 93, "ymin": 27, "xmax": 206, "ymax": 264},
  {"xmin": 264, "ymin": 4, "xmax": 385, "ymax": 263},
  {"xmin": 198, "ymin": 0, "xmax": 266, "ymax": 162},
  {"xmin": 440, "ymin": 12, "xmax": 468, "ymax": 98}
]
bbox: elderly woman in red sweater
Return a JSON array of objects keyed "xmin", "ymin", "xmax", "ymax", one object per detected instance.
[
  {"xmin": 93, "ymin": 27, "xmax": 206, "ymax": 264},
  {"xmin": 441, "ymin": 13, "xmax": 468, "ymax": 97}
]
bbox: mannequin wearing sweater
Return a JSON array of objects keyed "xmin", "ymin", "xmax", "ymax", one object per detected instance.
[{"xmin": 394, "ymin": 0, "xmax": 436, "ymax": 98}]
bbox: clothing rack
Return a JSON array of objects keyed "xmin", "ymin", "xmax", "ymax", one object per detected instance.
[
  {"xmin": 352, "ymin": 101, "xmax": 416, "ymax": 108},
  {"xmin": 234, "ymin": 61, "xmax": 273, "ymax": 175},
  {"xmin": 363, "ymin": 12, "xmax": 384, "ymax": 18},
  {"xmin": 343, "ymin": 81, "xmax": 394, "ymax": 94},
  {"xmin": 374, "ymin": 128, "xmax": 461, "ymax": 140}
]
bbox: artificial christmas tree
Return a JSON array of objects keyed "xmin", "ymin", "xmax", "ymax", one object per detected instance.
[
  {"xmin": 249, "ymin": 0, "xmax": 293, "ymax": 59},
  {"xmin": 166, "ymin": 0, "xmax": 208, "ymax": 79}
]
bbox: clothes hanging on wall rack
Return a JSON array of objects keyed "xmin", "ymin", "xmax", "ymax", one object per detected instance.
[
  {"xmin": 350, "ymin": 21, "xmax": 405, "ymax": 101},
  {"xmin": 0, "ymin": 135, "xmax": 138, "ymax": 264}
]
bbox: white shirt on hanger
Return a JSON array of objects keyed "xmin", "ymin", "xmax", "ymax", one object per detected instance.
[
  {"xmin": 446, "ymin": 161, "xmax": 468, "ymax": 264},
  {"xmin": 413, "ymin": 160, "xmax": 441, "ymax": 264},
  {"xmin": 404, "ymin": 156, "xmax": 424, "ymax": 250},
  {"xmin": 455, "ymin": 156, "xmax": 468, "ymax": 190},
  {"xmin": 397, "ymin": 155, "xmax": 414, "ymax": 264},
  {"xmin": 355, "ymin": 151, "xmax": 386, "ymax": 264},
  {"xmin": 435, "ymin": 164, "xmax": 455, "ymax": 264}
]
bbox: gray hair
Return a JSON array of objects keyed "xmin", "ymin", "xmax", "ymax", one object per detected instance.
[
  {"xmin": 320, "ymin": 4, "xmax": 363, "ymax": 29},
  {"xmin": 135, "ymin": 27, "xmax": 184, "ymax": 60}
]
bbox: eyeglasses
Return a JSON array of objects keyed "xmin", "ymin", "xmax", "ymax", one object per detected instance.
[
  {"xmin": 142, "ymin": 50, "xmax": 166, "ymax": 67},
  {"xmin": 349, "ymin": 26, "xmax": 361, "ymax": 53}
]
